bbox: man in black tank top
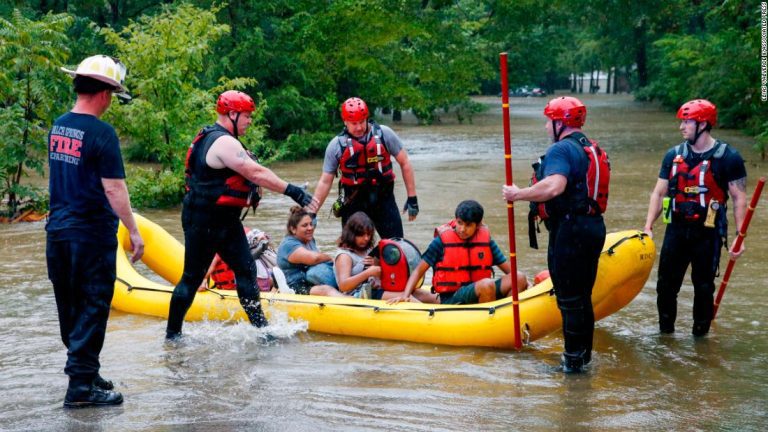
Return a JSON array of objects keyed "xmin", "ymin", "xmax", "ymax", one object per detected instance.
[{"xmin": 166, "ymin": 91, "xmax": 316, "ymax": 340}]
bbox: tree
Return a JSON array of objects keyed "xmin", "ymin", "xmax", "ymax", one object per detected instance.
[
  {"xmin": 0, "ymin": 10, "xmax": 72, "ymax": 217},
  {"xmin": 101, "ymin": 3, "xmax": 259, "ymax": 169}
]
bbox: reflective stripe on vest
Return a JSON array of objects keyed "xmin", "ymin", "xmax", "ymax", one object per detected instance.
[{"xmin": 338, "ymin": 123, "xmax": 395, "ymax": 187}]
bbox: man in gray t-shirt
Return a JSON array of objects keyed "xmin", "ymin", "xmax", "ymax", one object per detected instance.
[{"xmin": 308, "ymin": 97, "xmax": 418, "ymax": 239}]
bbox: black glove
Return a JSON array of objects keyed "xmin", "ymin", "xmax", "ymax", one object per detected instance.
[
  {"xmin": 403, "ymin": 196, "xmax": 419, "ymax": 218},
  {"xmin": 284, "ymin": 183, "xmax": 312, "ymax": 207}
]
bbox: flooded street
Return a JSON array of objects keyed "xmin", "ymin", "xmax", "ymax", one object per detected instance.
[{"xmin": 1, "ymin": 94, "xmax": 766, "ymax": 431}]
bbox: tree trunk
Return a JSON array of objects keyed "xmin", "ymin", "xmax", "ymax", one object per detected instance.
[
  {"xmin": 393, "ymin": 110, "xmax": 402, "ymax": 122},
  {"xmin": 634, "ymin": 19, "xmax": 648, "ymax": 88},
  {"xmin": 606, "ymin": 68, "xmax": 612, "ymax": 94}
]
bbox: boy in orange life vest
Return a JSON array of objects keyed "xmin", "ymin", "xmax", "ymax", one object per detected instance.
[
  {"xmin": 643, "ymin": 99, "xmax": 747, "ymax": 337},
  {"xmin": 387, "ymin": 200, "xmax": 527, "ymax": 305}
]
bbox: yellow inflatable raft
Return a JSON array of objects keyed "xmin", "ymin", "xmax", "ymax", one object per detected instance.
[{"xmin": 114, "ymin": 214, "xmax": 655, "ymax": 349}]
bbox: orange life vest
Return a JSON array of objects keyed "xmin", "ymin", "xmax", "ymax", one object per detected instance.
[
  {"xmin": 431, "ymin": 220, "xmax": 493, "ymax": 293},
  {"xmin": 210, "ymin": 258, "xmax": 236, "ymax": 290},
  {"xmin": 338, "ymin": 122, "xmax": 395, "ymax": 187},
  {"xmin": 667, "ymin": 141, "xmax": 727, "ymax": 223}
]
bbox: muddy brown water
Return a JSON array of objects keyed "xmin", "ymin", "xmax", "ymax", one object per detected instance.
[{"xmin": 1, "ymin": 94, "xmax": 766, "ymax": 431}]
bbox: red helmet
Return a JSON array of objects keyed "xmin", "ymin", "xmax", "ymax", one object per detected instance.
[
  {"xmin": 544, "ymin": 96, "xmax": 587, "ymax": 127},
  {"xmin": 677, "ymin": 99, "xmax": 717, "ymax": 127},
  {"xmin": 217, "ymin": 90, "xmax": 255, "ymax": 115},
  {"xmin": 341, "ymin": 97, "xmax": 369, "ymax": 122}
]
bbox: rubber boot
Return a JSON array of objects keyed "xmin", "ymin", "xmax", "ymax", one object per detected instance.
[
  {"xmin": 64, "ymin": 382, "xmax": 123, "ymax": 408},
  {"xmin": 692, "ymin": 320, "xmax": 711, "ymax": 337},
  {"xmin": 166, "ymin": 292, "xmax": 194, "ymax": 340},
  {"xmin": 560, "ymin": 351, "xmax": 587, "ymax": 374},
  {"xmin": 93, "ymin": 374, "xmax": 114, "ymax": 390},
  {"xmin": 240, "ymin": 296, "xmax": 268, "ymax": 328}
]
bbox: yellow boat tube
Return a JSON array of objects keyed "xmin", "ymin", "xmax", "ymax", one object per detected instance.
[{"xmin": 114, "ymin": 214, "xmax": 655, "ymax": 349}]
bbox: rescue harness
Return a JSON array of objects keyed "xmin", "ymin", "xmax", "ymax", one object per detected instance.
[{"xmin": 528, "ymin": 132, "xmax": 611, "ymax": 249}]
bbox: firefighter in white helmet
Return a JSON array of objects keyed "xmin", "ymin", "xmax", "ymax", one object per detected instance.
[{"xmin": 48, "ymin": 54, "xmax": 143, "ymax": 408}]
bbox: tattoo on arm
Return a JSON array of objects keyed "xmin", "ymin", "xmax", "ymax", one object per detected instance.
[
  {"xmin": 729, "ymin": 177, "xmax": 747, "ymax": 192},
  {"xmin": 237, "ymin": 150, "xmax": 247, "ymax": 160}
]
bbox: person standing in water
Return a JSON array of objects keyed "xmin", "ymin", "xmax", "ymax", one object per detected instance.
[
  {"xmin": 166, "ymin": 90, "xmax": 315, "ymax": 340},
  {"xmin": 503, "ymin": 96, "xmax": 609, "ymax": 373},
  {"xmin": 48, "ymin": 55, "xmax": 144, "ymax": 407},
  {"xmin": 643, "ymin": 99, "xmax": 747, "ymax": 337}
]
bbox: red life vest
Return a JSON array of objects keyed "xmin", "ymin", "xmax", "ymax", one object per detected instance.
[
  {"xmin": 528, "ymin": 133, "xmax": 610, "ymax": 248},
  {"xmin": 211, "ymin": 258, "xmax": 236, "ymax": 290},
  {"xmin": 379, "ymin": 238, "xmax": 423, "ymax": 292},
  {"xmin": 432, "ymin": 220, "xmax": 493, "ymax": 294},
  {"xmin": 184, "ymin": 124, "xmax": 262, "ymax": 209},
  {"xmin": 338, "ymin": 122, "xmax": 395, "ymax": 187},
  {"xmin": 667, "ymin": 141, "xmax": 727, "ymax": 223}
]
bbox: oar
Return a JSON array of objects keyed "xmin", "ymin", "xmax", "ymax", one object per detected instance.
[
  {"xmin": 500, "ymin": 52, "xmax": 522, "ymax": 350},
  {"xmin": 713, "ymin": 176, "xmax": 766, "ymax": 319}
]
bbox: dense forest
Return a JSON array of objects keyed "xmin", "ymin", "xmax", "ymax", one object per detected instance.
[{"xmin": 0, "ymin": 0, "xmax": 763, "ymax": 216}]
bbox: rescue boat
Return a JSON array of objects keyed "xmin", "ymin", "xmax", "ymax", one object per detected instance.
[{"xmin": 113, "ymin": 214, "xmax": 655, "ymax": 349}]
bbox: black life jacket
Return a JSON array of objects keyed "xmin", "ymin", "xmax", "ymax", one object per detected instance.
[
  {"xmin": 184, "ymin": 124, "xmax": 261, "ymax": 210},
  {"xmin": 528, "ymin": 132, "xmax": 610, "ymax": 249}
]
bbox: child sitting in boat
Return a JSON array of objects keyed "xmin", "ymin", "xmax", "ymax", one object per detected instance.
[
  {"xmin": 387, "ymin": 199, "xmax": 528, "ymax": 305},
  {"xmin": 276, "ymin": 206, "xmax": 345, "ymax": 297},
  {"xmin": 334, "ymin": 211, "xmax": 435, "ymax": 302},
  {"xmin": 198, "ymin": 228, "xmax": 277, "ymax": 292}
]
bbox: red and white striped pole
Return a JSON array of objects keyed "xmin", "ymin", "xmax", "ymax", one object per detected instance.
[{"xmin": 500, "ymin": 52, "xmax": 522, "ymax": 349}]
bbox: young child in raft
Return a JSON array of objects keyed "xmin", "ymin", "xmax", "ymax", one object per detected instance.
[
  {"xmin": 334, "ymin": 211, "xmax": 435, "ymax": 302},
  {"xmin": 387, "ymin": 200, "xmax": 528, "ymax": 305}
]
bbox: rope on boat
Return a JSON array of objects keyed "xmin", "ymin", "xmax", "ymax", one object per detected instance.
[{"xmin": 116, "ymin": 232, "xmax": 645, "ymax": 316}]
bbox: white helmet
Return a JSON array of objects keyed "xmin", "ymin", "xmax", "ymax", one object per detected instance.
[{"xmin": 61, "ymin": 55, "xmax": 130, "ymax": 99}]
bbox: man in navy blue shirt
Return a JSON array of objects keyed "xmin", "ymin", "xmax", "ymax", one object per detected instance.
[
  {"xmin": 48, "ymin": 55, "xmax": 144, "ymax": 408},
  {"xmin": 503, "ymin": 96, "xmax": 607, "ymax": 373}
]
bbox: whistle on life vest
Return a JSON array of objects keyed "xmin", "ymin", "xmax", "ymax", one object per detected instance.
[
  {"xmin": 704, "ymin": 199, "xmax": 719, "ymax": 228},
  {"xmin": 662, "ymin": 197, "xmax": 672, "ymax": 224}
]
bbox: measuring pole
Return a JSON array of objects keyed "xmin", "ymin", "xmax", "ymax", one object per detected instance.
[{"xmin": 500, "ymin": 52, "xmax": 522, "ymax": 349}]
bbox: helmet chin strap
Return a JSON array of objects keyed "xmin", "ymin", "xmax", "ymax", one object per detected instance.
[
  {"xmin": 230, "ymin": 112, "xmax": 241, "ymax": 140},
  {"xmin": 554, "ymin": 120, "xmax": 566, "ymax": 142},
  {"xmin": 688, "ymin": 121, "xmax": 704, "ymax": 147}
]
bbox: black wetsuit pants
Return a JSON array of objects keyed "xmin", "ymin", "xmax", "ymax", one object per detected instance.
[
  {"xmin": 166, "ymin": 204, "xmax": 267, "ymax": 338},
  {"xmin": 340, "ymin": 182, "xmax": 403, "ymax": 239},
  {"xmin": 47, "ymin": 238, "xmax": 116, "ymax": 389},
  {"xmin": 547, "ymin": 214, "xmax": 606, "ymax": 368},
  {"xmin": 656, "ymin": 222, "xmax": 722, "ymax": 336}
]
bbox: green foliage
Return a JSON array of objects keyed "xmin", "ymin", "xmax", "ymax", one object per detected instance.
[
  {"xmin": 101, "ymin": 3, "xmax": 260, "ymax": 169},
  {"xmin": 0, "ymin": 9, "xmax": 72, "ymax": 217},
  {"xmin": 265, "ymin": 132, "xmax": 333, "ymax": 162},
  {"xmin": 637, "ymin": 1, "xmax": 764, "ymax": 157},
  {"xmin": 125, "ymin": 166, "xmax": 185, "ymax": 209}
]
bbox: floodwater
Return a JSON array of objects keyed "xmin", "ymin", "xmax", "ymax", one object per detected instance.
[{"xmin": 1, "ymin": 94, "xmax": 766, "ymax": 431}]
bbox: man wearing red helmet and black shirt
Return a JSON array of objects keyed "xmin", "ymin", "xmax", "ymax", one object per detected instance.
[
  {"xmin": 308, "ymin": 97, "xmax": 418, "ymax": 239},
  {"xmin": 503, "ymin": 96, "xmax": 607, "ymax": 373},
  {"xmin": 166, "ymin": 90, "xmax": 316, "ymax": 340},
  {"xmin": 644, "ymin": 99, "xmax": 747, "ymax": 337}
]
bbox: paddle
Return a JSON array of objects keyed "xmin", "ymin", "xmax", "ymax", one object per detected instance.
[
  {"xmin": 499, "ymin": 52, "xmax": 522, "ymax": 350},
  {"xmin": 713, "ymin": 176, "xmax": 766, "ymax": 319}
]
